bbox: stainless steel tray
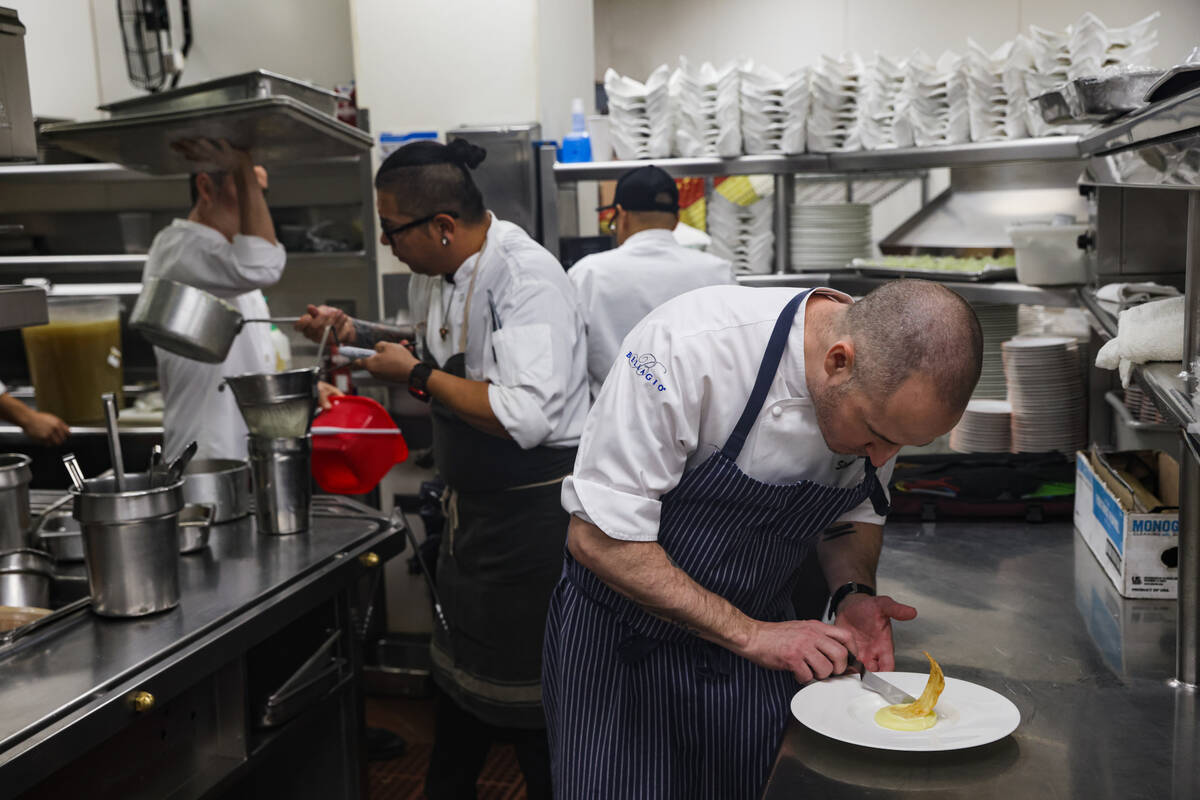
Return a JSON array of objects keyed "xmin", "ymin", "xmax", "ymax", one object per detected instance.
[
  {"xmin": 40, "ymin": 97, "xmax": 371, "ymax": 174},
  {"xmin": 851, "ymin": 257, "xmax": 1016, "ymax": 283},
  {"xmin": 99, "ymin": 69, "xmax": 341, "ymax": 118},
  {"xmin": 1034, "ymin": 71, "xmax": 1163, "ymax": 125}
]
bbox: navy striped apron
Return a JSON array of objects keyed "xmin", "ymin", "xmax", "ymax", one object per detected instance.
[{"xmin": 543, "ymin": 290, "xmax": 891, "ymax": 800}]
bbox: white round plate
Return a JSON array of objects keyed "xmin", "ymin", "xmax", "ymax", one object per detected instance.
[{"xmin": 790, "ymin": 673, "xmax": 1020, "ymax": 752}]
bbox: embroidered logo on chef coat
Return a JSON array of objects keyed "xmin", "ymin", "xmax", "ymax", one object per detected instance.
[{"xmin": 625, "ymin": 351, "xmax": 668, "ymax": 392}]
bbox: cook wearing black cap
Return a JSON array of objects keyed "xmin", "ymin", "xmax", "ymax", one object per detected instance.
[{"xmin": 571, "ymin": 165, "xmax": 735, "ymax": 399}]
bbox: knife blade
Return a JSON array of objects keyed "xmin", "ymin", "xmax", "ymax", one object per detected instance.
[{"xmin": 849, "ymin": 654, "xmax": 917, "ymax": 705}]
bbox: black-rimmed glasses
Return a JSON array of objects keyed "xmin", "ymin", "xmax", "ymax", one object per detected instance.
[{"xmin": 380, "ymin": 210, "xmax": 459, "ymax": 248}]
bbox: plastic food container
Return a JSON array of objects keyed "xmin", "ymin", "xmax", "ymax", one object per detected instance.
[
  {"xmin": 311, "ymin": 395, "xmax": 408, "ymax": 495},
  {"xmin": 1007, "ymin": 220, "xmax": 1090, "ymax": 286},
  {"xmin": 22, "ymin": 296, "xmax": 123, "ymax": 423}
]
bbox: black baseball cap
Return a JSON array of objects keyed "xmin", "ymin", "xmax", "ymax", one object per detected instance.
[{"xmin": 598, "ymin": 165, "xmax": 679, "ymax": 214}]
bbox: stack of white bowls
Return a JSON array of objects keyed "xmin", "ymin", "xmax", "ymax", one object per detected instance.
[
  {"xmin": 1002, "ymin": 336, "xmax": 1086, "ymax": 454},
  {"xmin": 670, "ymin": 59, "xmax": 742, "ymax": 157},
  {"xmin": 739, "ymin": 62, "xmax": 810, "ymax": 155},
  {"xmin": 855, "ymin": 55, "xmax": 907, "ymax": 150},
  {"xmin": 604, "ymin": 66, "xmax": 673, "ymax": 160},
  {"xmin": 972, "ymin": 303, "xmax": 1019, "ymax": 401},
  {"xmin": 708, "ymin": 190, "xmax": 774, "ymax": 275},
  {"xmin": 965, "ymin": 38, "xmax": 1030, "ymax": 142},
  {"xmin": 808, "ymin": 54, "xmax": 863, "ymax": 152},
  {"xmin": 789, "ymin": 203, "xmax": 872, "ymax": 271},
  {"xmin": 892, "ymin": 51, "xmax": 970, "ymax": 148},
  {"xmin": 949, "ymin": 400, "xmax": 1012, "ymax": 453}
]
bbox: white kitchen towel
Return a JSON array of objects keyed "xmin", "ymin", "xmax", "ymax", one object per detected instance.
[{"xmin": 1095, "ymin": 294, "xmax": 1185, "ymax": 386}]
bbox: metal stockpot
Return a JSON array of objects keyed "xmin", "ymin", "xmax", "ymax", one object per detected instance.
[
  {"xmin": 72, "ymin": 472, "xmax": 184, "ymax": 617},
  {"xmin": 247, "ymin": 435, "xmax": 311, "ymax": 535},
  {"xmin": 130, "ymin": 277, "xmax": 296, "ymax": 363},
  {"xmin": 183, "ymin": 459, "xmax": 251, "ymax": 523},
  {"xmin": 0, "ymin": 454, "xmax": 32, "ymax": 551},
  {"xmin": 0, "ymin": 548, "xmax": 52, "ymax": 608}
]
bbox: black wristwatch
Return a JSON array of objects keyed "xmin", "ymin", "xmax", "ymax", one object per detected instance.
[
  {"xmin": 830, "ymin": 581, "xmax": 875, "ymax": 615},
  {"xmin": 408, "ymin": 363, "xmax": 434, "ymax": 403}
]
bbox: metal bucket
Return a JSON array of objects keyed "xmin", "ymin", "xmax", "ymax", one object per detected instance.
[
  {"xmin": 248, "ymin": 435, "xmax": 311, "ymax": 535},
  {"xmin": 0, "ymin": 454, "xmax": 32, "ymax": 551},
  {"xmin": 183, "ymin": 459, "xmax": 251, "ymax": 523},
  {"xmin": 72, "ymin": 472, "xmax": 184, "ymax": 618},
  {"xmin": 225, "ymin": 368, "xmax": 319, "ymax": 438},
  {"xmin": 0, "ymin": 548, "xmax": 52, "ymax": 608}
]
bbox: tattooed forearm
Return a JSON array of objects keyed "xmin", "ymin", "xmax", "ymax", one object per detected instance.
[{"xmin": 822, "ymin": 522, "xmax": 856, "ymax": 542}]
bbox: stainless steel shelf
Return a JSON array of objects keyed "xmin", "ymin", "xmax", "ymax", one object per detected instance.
[
  {"xmin": 0, "ymin": 251, "xmax": 368, "ymax": 275},
  {"xmin": 735, "ymin": 272, "xmax": 1080, "ymax": 307},
  {"xmin": 1136, "ymin": 361, "xmax": 1195, "ymax": 430},
  {"xmin": 0, "ymin": 157, "xmax": 365, "ymax": 182},
  {"xmin": 553, "ymin": 137, "xmax": 1083, "ymax": 182}
]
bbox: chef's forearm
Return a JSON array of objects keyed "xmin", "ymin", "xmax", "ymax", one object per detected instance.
[
  {"xmin": 351, "ymin": 319, "xmax": 413, "ymax": 348},
  {"xmin": 425, "ymin": 371, "xmax": 512, "ymax": 440},
  {"xmin": 816, "ymin": 521, "xmax": 883, "ymax": 589},
  {"xmin": 234, "ymin": 163, "xmax": 278, "ymax": 245},
  {"xmin": 0, "ymin": 392, "xmax": 33, "ymax": 427},
  {"xmin": 567, "ymin": 515, "xmax": 757, "ymax": 653}
]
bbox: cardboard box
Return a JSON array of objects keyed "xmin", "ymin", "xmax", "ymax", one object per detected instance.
[{"xmin": 1074, "ymin": 450, "xmax": 1179, "ymax": 598}]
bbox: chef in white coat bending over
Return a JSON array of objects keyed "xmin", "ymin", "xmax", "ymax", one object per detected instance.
[
  {"xmin": 570, "ymin": 165, "xmax": 735, "ymax": 400},
  {"xmin": 543, "ymin": 280, "xmax": 983, "ymax": 799},
  {"xmin": 305, "ymin": 138, "xmax": 588, "ymax": 799},
  {"xmin": 140, "ymin": 139, "xmax": 285, "ymax": 461}
]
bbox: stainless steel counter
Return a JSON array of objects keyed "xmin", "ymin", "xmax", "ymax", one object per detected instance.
[
  {"xmin": 0, "ymin": 497, "xmax": 402, "ymax": 797},
  {"xmin": 763, "ymin": 520, "xmax": 1199, "ymax": 799}
]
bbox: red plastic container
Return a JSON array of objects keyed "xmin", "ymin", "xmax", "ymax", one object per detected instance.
[{"xmin": 310, "ymin": 395, "xmax": 408, "ymax": 494}]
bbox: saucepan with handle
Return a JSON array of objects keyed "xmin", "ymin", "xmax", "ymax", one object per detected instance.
[{"xmin": 131, "ymin": 277, "xmax": 298, "ymax": 363}]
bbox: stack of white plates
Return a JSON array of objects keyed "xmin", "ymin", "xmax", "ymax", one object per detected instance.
[
  {"xmin": 604, "ymin": 66, "xmax": 673, "ymax": 160},
  {"xmin": 790, "ymin": 203, "xmax": 871, "ymax": 271},
  {"xmin": 855, "ymin": 54, "xmax": 906, "ymax": 150},
  {"xmin": 1002, "ymin": 336, "xmax": 1086, "ymax": 454},
  {"xmin": 808, "ymin": 54, "xmax": 863, "ymax": 152},
  {"xmin": 892, "ymin": 51, "xmax": 970, "ymax": 148},
  {"xmin": 972, "ymin": 303, "xmax": 1018, "ymax": 400},
  {"xmin": 950, "ymin": 399, "xmax": 1012, "ymax": 453},
  {"xmin": 965, "ymin": 38, "xmax": 1029, "ymax": 142},
  {"xmin": 671, "ymin": 58, "xmax": 742, "ymax": 157},
  {"xmin": 739, "ymin": 61, "xmax": 809, "ymax": 155},
  {"xmin": 708, "ymin": 192, "xmax": 775, "ymax": 274}
]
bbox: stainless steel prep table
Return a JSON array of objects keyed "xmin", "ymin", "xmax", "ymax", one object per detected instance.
[
  {"xmin": 763, "ymin": 520, "xmax": 1199, "ymax": 799},
  {"xmin": 0, "ymin": 495, "xmax": 403, "ymax": 799}
]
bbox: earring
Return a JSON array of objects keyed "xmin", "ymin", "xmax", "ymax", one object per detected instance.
[{"xmin": 441, "ymin": 237, "xmax": 449, "ymax": 246}]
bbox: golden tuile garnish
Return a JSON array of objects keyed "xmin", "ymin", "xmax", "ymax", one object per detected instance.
[{"xmin": 892, "ymin": 651, "xmax": 945, "ymax": 718}]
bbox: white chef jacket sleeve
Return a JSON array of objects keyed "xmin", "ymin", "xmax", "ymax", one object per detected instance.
[
  {"xmin": 168, "ymin": 233, "xmax": 285, "ymax": 299},
  {"xmin": 485, "ymin": 278, "xmax": 581, "ymax": 449},
  {"xmin": 834, "ymin": 455, "xmax": 897, "ymax": 526},
  {"xmin": 560, "ymin": 317, "xmax": 704, "ymax": 541}
]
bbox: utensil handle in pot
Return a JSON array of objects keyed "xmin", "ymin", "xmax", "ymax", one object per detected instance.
[{"xmin": 101, "ymin": 393, "xmax": 125, "ymax": 492}]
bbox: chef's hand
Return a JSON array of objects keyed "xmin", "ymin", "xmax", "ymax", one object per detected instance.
[
  {"xmin": 296, "ymin": 304, "xmax": 355, "ymax": 345},
  {"xmin": 22, "ymin": 410, "xmax": 69, "ymax": 446},
  {"xmin": 833, "ymin": 594, "xmax": 918, "ymax": 672},
  {"xmin": 742, "ymin": 619, "xmax": 855, "ymax": 684},
  {"xmin": 171, "ymin": 137, "xmax": 253, "ymax": 172},
  {"xmin": 357, "ymin": 341, "xmax": 419, "ymax": 384},
  {"xmin": 317, "ymin": 381, "xmax": 344, "ymax": 412}
]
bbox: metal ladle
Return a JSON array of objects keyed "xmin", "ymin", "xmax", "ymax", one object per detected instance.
[{"xmin": 101, "ymin": 393, "xmax": 125, "ymax": 491}]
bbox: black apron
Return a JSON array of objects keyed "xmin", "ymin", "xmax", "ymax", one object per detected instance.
[{"xmin": 423, "ymin": 288, "xmax": 576, "ymax": 730}]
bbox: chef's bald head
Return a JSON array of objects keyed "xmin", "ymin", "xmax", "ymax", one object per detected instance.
[
  {"xmin": 843, "ymin": 280, "xmax": 983, "ymax": 413},
  {"xmin": 375, "ymin": 139, "xmax": 488, "ymax": 224}
]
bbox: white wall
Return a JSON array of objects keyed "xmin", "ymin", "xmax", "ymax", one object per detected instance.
[
  {"xmin": 595, "ymin": 0, "xmax": 1200, "ymax": 79},
  {"xmin": 7, "ymin": 1, "xmax": 103, "ymax": 120}
]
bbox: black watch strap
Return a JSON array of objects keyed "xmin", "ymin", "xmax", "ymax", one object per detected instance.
[
  {"xmin": 830, "ymin": 581, "xmax": 875, "ymax": 615},
  {"xmin": 408, "ymin": 363, "xmax": 434, "ymax": 403}
]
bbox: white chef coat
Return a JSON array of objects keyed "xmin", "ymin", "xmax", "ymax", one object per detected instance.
[
  {"xmin": 142, "ymin": 219, "xmax": 286, "ymax": 461},
  {"xmin": 408, "ymin": 213, "xmax": 589, "ymax": 450},
  {"xmin": 569, "ymin": 228, "xmax": 735, "ymax": 399},
  {"xmin": 562, "ymin": 285, "xmax": 896, "ymax": 542}
]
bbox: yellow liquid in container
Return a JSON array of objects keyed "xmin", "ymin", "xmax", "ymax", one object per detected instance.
[{"xmin": 22, "ymin": 298, "xmax": 123, "ymax": 424}]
